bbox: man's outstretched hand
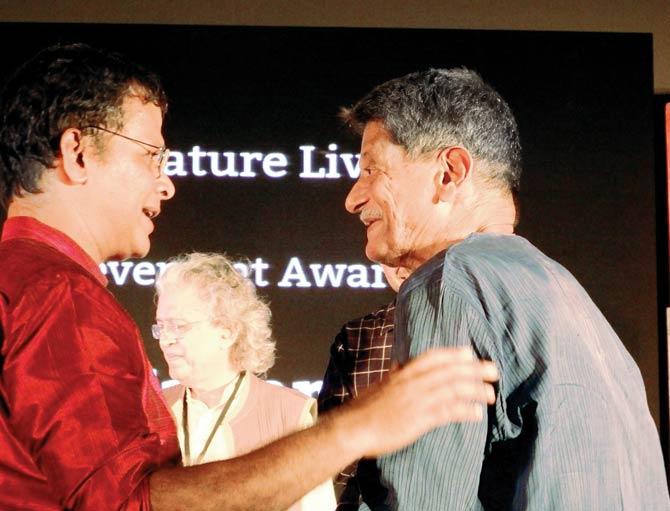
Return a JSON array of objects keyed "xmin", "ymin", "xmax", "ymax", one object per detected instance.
[{"xmin": 338, "ymin": 347, "xmax": 498, "ymax": 458}]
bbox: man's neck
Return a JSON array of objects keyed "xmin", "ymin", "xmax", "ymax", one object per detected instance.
[
  {"xmin": 474, "ymin": 191, "xmax": 516, "ymax": 235},
  {"xmin": 8, "ymin": 196, "xmax": 104, "ymax": 263},
  {"xmin": 399, "ymin": 192, "xmax": 516, "ymax": 271}
]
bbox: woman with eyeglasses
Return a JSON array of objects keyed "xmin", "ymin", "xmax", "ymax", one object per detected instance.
[{"xmin": 154, "ymin": 252, "xmax": 336, "ymax": 510}]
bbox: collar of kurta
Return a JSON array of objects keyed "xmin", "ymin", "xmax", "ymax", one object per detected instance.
[
  {"xmin": 1, "ymin": 216, "xmax": 108, "ymax": 287},
  {"xmin": 185, "ymin": 370, "xmax": 251, "ymax": 415}
]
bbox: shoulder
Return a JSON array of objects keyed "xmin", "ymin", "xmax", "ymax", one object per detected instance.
[
  {"xmin": 0, "ymin": 238, "xmax": 105, "ymax": 304},
  {"xmin": 252, "ymin": 375, "xmax": 312, "ymax": 404},
  {"xmin": 250, "ymin": 375, "xmax": 316, "ymax": 423},
  {"xmin": 400, "ymin": 234, "xmax": 554, "ymax": 302},
  {"xmin": 162, "ymin": 383, "xmax": 185, "ymax": 409},
  {"xmin": 346, "ymin": 301, "xmax": 395, "ymax": 327},
  {"xmin": 339, "ymin": 300, "xmax": 395, "ymax": 339},
  {"xmin": 0, "ymin": 240, "xmax": 138, "ymax": 362},
  {"xmin": 446, "ymin": 233, "xmax": 543, "ymax": 269}
]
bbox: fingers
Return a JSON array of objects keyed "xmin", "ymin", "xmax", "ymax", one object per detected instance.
[
  {"xmin": 400, "ymin": 347, "xmax": 498, "ymax": 381},
  {"xmin": 392, "ymin": 348, "xmax": 499, "ymax": 394},
  {"xmin": 348, "ymin": 346, "xmax": 499, "ymax": 458},
  {"xmin": 447, "ymin": 379, "xmax": 497, "ymax": 404},
  {"xmin": 441, "ymin": 402, "xmax": 486, "ymax": 422}
]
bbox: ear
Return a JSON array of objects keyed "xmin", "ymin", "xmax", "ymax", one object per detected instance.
[
  {"xmin": 58, "ymin": 128, "xmax": 90, "ymax": 185},
  {"xmin": 435, "ymin": 146, "xmax": 473, "ymax": 203}
]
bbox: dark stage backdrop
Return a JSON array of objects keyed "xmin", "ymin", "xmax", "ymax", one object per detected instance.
[
  {"xmin": 667, "ymin": 101, "xmax": 670, "ymax": 453},
  {"xmin": 0, "ymin": 24, "xmax": 660, "ymax": 424}
]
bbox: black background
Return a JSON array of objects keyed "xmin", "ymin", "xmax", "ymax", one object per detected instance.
[{"xmin": 0, "ymin": 24, "xmax": 659, "ymax": 428}]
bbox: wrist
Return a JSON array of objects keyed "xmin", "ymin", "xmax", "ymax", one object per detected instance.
[{"xmin": 325, "ymin": 398, "xmax": 375, "ymax": 461}]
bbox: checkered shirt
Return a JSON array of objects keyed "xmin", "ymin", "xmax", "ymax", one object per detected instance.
[{"xmin": 318, "ymin": 301, "xmax": 395, "ymax": 511}]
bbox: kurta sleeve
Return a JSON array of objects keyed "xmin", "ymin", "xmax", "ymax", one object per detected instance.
[
  {"xmin": 382, "ymin": 252, "xmax": 550, "ymax": 510},
  {"xmin": 2, "ymin": 274, "xmax": 175, "ymax": 510},
  {"xmin": 380, "ymin": 284, "xmax": 496, "ymax": 510}
]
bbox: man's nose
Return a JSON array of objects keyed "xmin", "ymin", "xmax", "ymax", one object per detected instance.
[
  {"xmin": 158, "ymin": 332, "xmax": 178, "ymax": 348},
  {"xmin": 345, "ymin": 179, "xmax": 367, "ymax": 214},
  {"xmin": 157, "ymin": 172, "xmax": 175, "ymax": 200}
]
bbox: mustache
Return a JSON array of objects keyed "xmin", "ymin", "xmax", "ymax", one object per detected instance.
[{"xmin": 359, "ymin": 208, "xmax": 383, "ymax": 226}]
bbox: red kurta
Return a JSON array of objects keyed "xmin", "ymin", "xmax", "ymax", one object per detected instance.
[{"xmin": 0, "ymin": 217, "xmax": 180, "ymax": 510}]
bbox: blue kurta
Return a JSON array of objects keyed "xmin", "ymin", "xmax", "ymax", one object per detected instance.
[{"xmin": 380, "ymin": 233, "xmax": 669, "ymax": 510}]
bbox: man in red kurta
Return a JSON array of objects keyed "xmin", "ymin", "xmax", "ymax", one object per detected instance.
[
  {"xmin": 0, "ymin": 216, "xmax": 180, "ymax": 509},
  {"xmin": 0, "ymin": 43, "xmax": 499, "ymax": 510}
]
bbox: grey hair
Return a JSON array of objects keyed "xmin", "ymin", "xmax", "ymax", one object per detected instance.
[
  {"xmin": 341, "ymin": 68, "xmax": 522, "ymax": 192},
  {"xmin": 155, "ymin": 252, "xmax": 275, "ymax": 375}
]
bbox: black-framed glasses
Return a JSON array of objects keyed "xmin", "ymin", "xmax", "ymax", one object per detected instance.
[{"xmin": 82, "ymin": 126, "xmax": 170, "ymax": 178}]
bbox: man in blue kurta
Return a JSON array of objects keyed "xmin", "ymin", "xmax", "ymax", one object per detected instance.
[{"xmin": 343, "ymin": 68, "xmax": 670, "ymax": 510}]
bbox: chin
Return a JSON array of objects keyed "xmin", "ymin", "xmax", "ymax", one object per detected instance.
[
  {"xmin": 367, "ymin": 245, "xmax": 408, "ymax": 268},
  {"xmin": 365, "ymin": 247, "xmax": 379, "ymax": 263},
  {"xmin": 129, "ymin": 235, "xmax": 152, "ymax": 259},
  {"xmin": 169, "ymin": 367, "xmax": 191, "ymax": 384},
  {"xmin": 133, "ymin": 246, "xmax": 151, "ymax": 258},
  {"xmin": 365, "ymin": 243, "xmax": 393, "ymax": 266},
  {"xmin": 108, "ymin": 239, "xmax": 151, "ymax": 261}
]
